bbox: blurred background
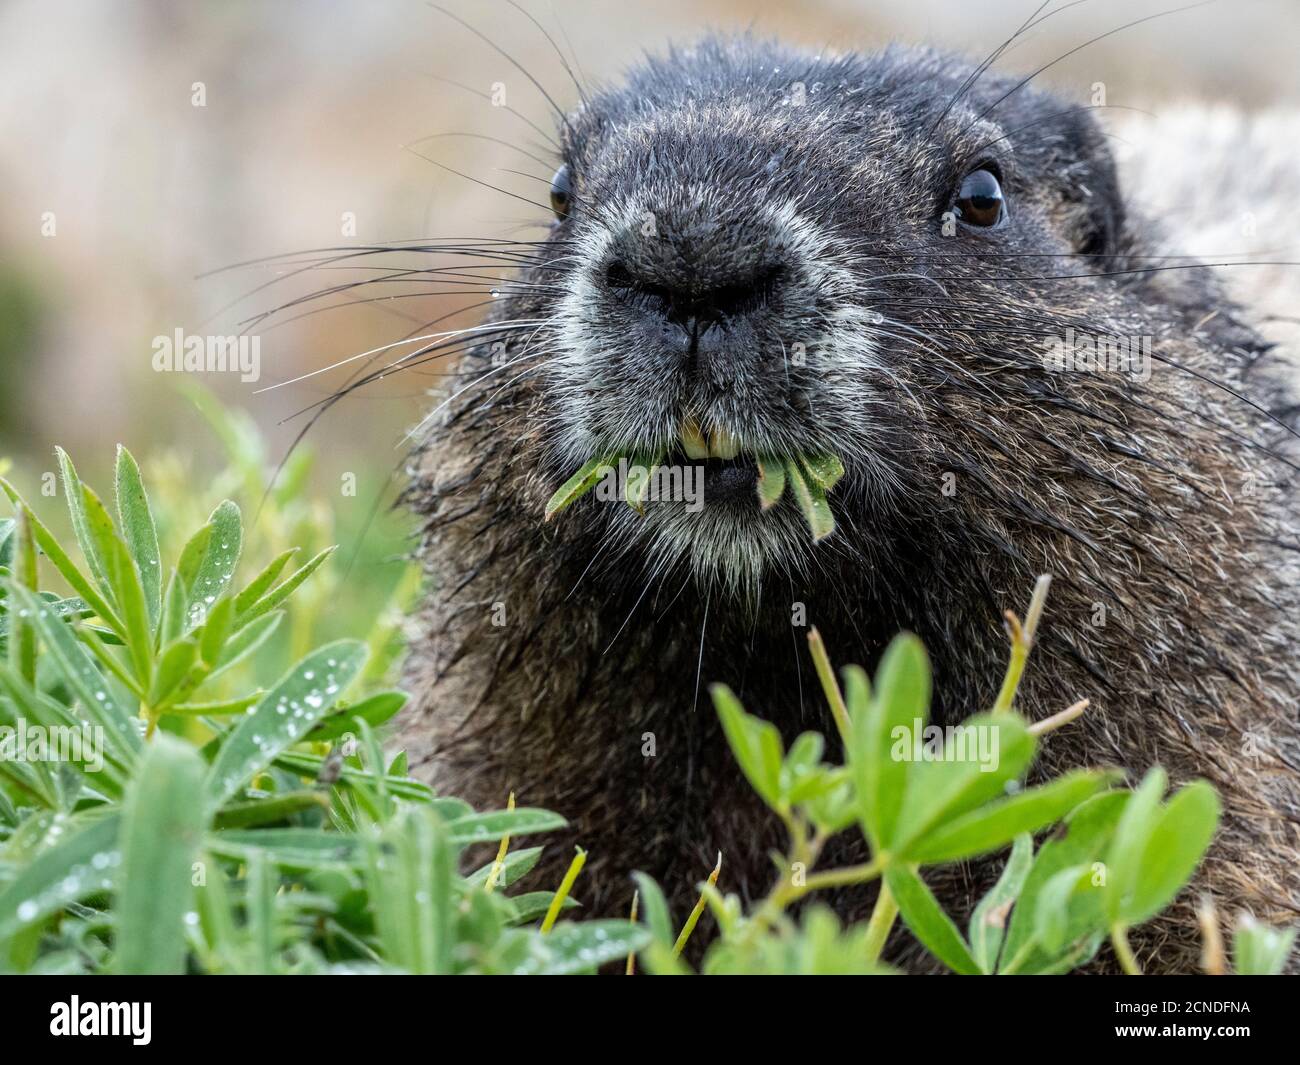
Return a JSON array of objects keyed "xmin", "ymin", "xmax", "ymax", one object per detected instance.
[{"xmin": 0, "ymin": 0, "xmax": 1297, "ymax": 507}]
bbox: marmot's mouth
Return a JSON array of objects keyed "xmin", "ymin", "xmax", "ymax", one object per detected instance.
[
  {"xmin": 669, "ymin": 416, "xmax": 757, "ymax": 498},
  {"xmin": 544, "ymin": 414, "xmax": 845, "ymax": 541},
  {"xmin": 673, "ymin": 454, "xmax": 759, "ymax": 499}
]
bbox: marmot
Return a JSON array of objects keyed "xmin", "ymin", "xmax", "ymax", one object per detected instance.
[{"xmin": 398, "ymin": 36, "xmax": 1300, "ymax": 972}]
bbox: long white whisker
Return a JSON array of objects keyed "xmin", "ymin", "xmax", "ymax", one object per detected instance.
[{"xmin": 253, "ymin": 319, "xmax": 547, "ymax": 394}]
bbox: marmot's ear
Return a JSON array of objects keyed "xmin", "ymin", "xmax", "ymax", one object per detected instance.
[{"xmin": 1061, "ymin": 109, "xmax": 1126, "ymax": 257}]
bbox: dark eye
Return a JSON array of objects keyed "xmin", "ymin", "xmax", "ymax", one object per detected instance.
[
  {"xmin": 955, "ymin": 168, "xmax": 1005, "ymax": 228},
  {"xmin": 549, "ymin": 164, "xmax": 572, "ymax": 220}
]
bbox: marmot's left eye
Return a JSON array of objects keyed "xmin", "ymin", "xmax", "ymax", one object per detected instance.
[
  {"xmin": 549, "ymin": 164, "xmax": 572, "ymax": 220},
  {"xmin": 955, "ymin": 169, "xmax": 1005, "ymax": 228}
]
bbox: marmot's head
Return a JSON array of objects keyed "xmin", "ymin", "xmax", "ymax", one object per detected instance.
[{"xmin": 462, "ymin": 37, "xmax": 1260, "ymax": 598}]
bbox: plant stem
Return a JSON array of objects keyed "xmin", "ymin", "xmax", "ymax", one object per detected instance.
[
  {"xmin": 540, "ymin": 847, "xmax": 586, "ymax": 933},
  {"xmin": 991, "ymin": 620, "xmax": 1028, "ymax": 716},
  {"xmin": 799, "ymin": 857, "xmax": 884, "ymax": 895},
  {"xmin": 1197, "ymin": 896, "xmax": 1225, "ymax": 975},
  {"xmin": 1111, "ymin": 923, "xmax": 1142, "ymax": 975},
  {"xmin": 673, "ymin": 853, "xmax": 722, "ymax": 956},
  {"xmin": 992, "ymin": 574, "xmax": 1052, "ymax": 715},
  {"xmin": 861, "ymin": 881, "xmax": 899, "ymax": 963},
  {"xmin": 1027, "ymin": 698, "xmax": 1089, "ymax": 737},
  {"xmin": 483, "ymin": 790, "xmax": 515, "ymax": 893},
  {"xmin": 807, "ymin": 627, "xmax": 851, "ymax": 743},
  {"xmin": 738, "ymin": 856, "xmax": 885, "ymax": 950},
  {"xmin": 626, "ymin": 891, "xmax": 639, "ymax": 975}
]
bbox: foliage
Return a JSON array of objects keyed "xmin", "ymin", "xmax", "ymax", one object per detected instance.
[{"xmin": 0, "ymin": 420, "xmax": 1291, "ymax": 975}]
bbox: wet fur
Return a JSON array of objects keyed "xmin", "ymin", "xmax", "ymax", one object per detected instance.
[{"xmin": 398, "ymin": 38, "xmax": 1300, "ymax": 972}]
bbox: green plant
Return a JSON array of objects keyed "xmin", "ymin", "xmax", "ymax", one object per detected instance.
[
  {"xmin": 630, "ymin": 582, "xmax": 1292, "ymax": 976},
  {"xmin": 0, "ymin": 446, "xmax": 644, "ymax": 973}
]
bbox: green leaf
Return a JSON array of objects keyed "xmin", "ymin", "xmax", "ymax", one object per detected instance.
[
  {"xmin": 901, "ymin": 771, "xmax": 1110, "ymax": 864},
  {"xmin": 213, "ymin": 790, "xmax": 328, "ymax": 830},
  {"xmin": 363, "ymin": 806, "xmax": 454, "ymax": 974},
  {"xmin": 1117, "ymin": 780, "xmax": 1220, "ymax": 927},
  {"xmin": 114, "ymin": 445, "xmax": 162, "ymax": 629},
  {"xmin": 308, "ymin": 690, "xmax": 409, "ymax": 742},
  {"xmin": 233, "ymin": 549, "xmax": 297, "ymax": 614},
  {"xmin": 755, "ymin": 455, "xmax": 786, "ymax": 510},
  {"xmin": 233, "ymin": 546, "xmax": 334, "ymax": 630},
  {"xmin": 468, "ymin": 846, "xmax": 544, "ymax": 889},
  {"xmin": 159, "ymin": 568, "xmax": 187, "ymax": 646},
  {"xmin": 197, "ymin": 594, "xmax": 235, "ymax": 665},
  {"xmin": 175, "ymin": 523, "xmax": 211, "ymax": 595},
  {"xmin": 0, "ymin": 481, "xmax": 124, "ymax": 637},
  {"xmin": 889, "ymin": 714, "xmax": 1035, "ymax": 856},
  {"xmin": 6, "ymin": 510, "xmax": 38, "ymax": 683},
  {"xmin": 114, "ymin": 735, "xmax": 209, "ymax": 974},
  {"xmin": 166, "ymin": 693, "xmax": 262, "ymax": 716},
  {"xmin": 147, "ymin": 637, "xmax": 198, "ymax": 706},
  {"xmin": 209, "ymin": 828, "xmax": 360, "ymax": 871},
  {"xmin": 205, "ymin": 639, "xmax": 367, "ymax": 807},
  {"xmin": 885, "ymin": 864, "xmax": 981, "ymax": 974},
  {"xmin": 850, "ymin": 635, "xmax": 931, "ymax": 852},
  {"xmin": 968, "ymin": 834, "xmax": 1033, "ymax": 974},
  {"xmin": 624, "ymin": 452, "xmax": 663, "ymax": 515},
  {"xmin": 1103, "ymin": 767, "xmax": 1167, "ymax": 925},
  {"xmin": 185, "ymin": 500, "xmax": 242, "ymax": 629},
  {"xmin": 513, "ymin": 921, "xmax": 651, "ymax": 975},
  {"xmin": 507, "ymin": 891, "xmax": 579, "ymax": 925},
  {"xmin": 6, "ymin": 582, "xmax": 140, "ymax": 763},
  {"xmin": 798, "ymin": 452, "xmax": 845, "ymax": 492},
  {"xmin": 544, "ymin": 457, "xmax": 611, "ymax": 521},
  {"xmin": 55, "ymin": 448, "xmax": 109, "ymax": 592},
  {"xmin": 244, "ymin": 850, "xmax": 277, "ymax": 973},
  {"xmin": 0, "ymin": 517, "xmax": 15, "ymax": 569},
  {"xmin": 784, "ymin": 458, "xmax": 834, "ymax": 541},
  {"xmin": 1234, "ymin": 916, "xmax": 1297, "ymax": 976},
  {"xmin": 632, "ymin": 871, "xmax": 676, "ymax": 949},
  {"xmin": 84, "ymin": 485, "xmax": 152, "ymax": 684},
  {"xmin": 998, "ymin": 791, "xmax": 1127, "ymax": 974},
  {"xmin": 0, "ymin": 814, "xmax": 119, "ymax": 945},
  {"xmin": 445, "ymin": 807, "xmax": 567, "ymax": 845},
  {"xmin": 711, "ymin": 683, "xmax": 784, "ymax": 810},
  {"xmin": 1035, "ymin": 863, "xmax": 1093, "ymax": 954}
]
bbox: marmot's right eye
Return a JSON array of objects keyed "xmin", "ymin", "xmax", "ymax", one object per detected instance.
[
  {"xmin": 549, "ymin": 164, "xmax": 572, "ymax": 220},
  {"xmin": 955, "ymin": 169, "xmax": 1005, "ymax": 228}
]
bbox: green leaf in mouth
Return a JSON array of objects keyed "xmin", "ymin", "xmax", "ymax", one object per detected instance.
[
  {"xmin": 544, "ymin": 456, "xmax": 612, "ymax": 521},
  {"xmin": 754, "ymin": 452, "xmax": 843, "ymax": 541},
  {"xmin": 546, "ymin": 449, "xmax": 845, "ymax": 544},
  {"xmin": 783, "ymin": 458, "xmax": 836, "ymax": 542},
  {"xmin": 798, "ymin": 453, "xmax": 845, "ymax": 493},
  {"xmin": 756, "ymin": 455, "xmax": 786, "ymax": 510},
  {"xmin": 624, "ymin": 451, "xmax": 665, "ymax": 515}
]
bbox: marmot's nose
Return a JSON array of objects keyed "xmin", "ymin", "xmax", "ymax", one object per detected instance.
[{"xmin": 602, "ymin": 258, "xmax": 785, "ymax": 351}]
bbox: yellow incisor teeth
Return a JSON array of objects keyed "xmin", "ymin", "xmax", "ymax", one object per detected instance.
[
  {"xmin": 680, "ymin": 417, "xmax": 741, "ymax": 460},
  {"xmin": 709, "ymin": 428, "xmax": 740, "ymax": 460},
  {"xmin": 679, "ymin": 417, "xmax": 710, "ymax": 459}
]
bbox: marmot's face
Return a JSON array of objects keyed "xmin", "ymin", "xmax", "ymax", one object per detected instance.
[{"xmin": 518, "ymin": 39, "xmax": 1130, "ymax": 592}]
